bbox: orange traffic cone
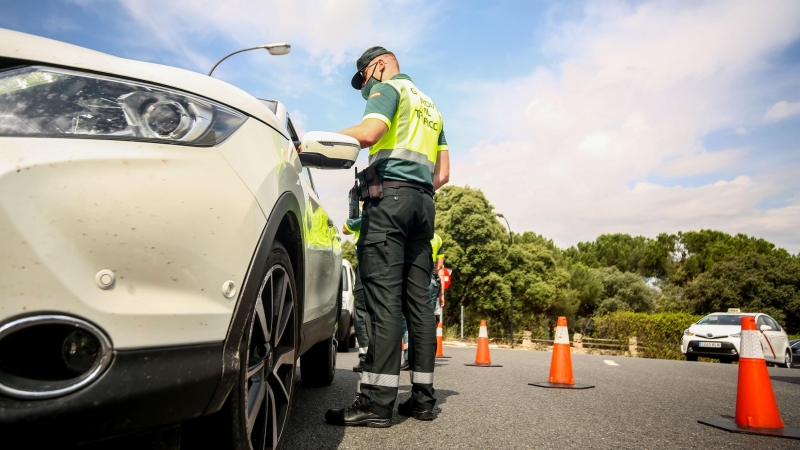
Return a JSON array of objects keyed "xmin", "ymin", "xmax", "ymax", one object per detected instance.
[
  {"xmin": 436, "ymin": 322, "xmax": 451, "ymax": 359},
  {"xmin": 530, "ymin": 317, "xmax": 594, "ymax": 389},
  {"xmin": 464, "ymin": 320, "xmax": 502, "ymax": 367},
  {"xmin": 699, "ymin": 316, "xmax": 800, "ymax": 438}
]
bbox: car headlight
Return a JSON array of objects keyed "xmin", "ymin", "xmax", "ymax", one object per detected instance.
[
  {"xmin": 0, "ymin": 66, "xmax": 246, "ymax": 146},
  {"xmin": 730, "ymin": 333, "xmax": 740, "ymax": 338},
  {"xmin": 684, "ymin": 329, "xmax": 693, "ymax": 336}
]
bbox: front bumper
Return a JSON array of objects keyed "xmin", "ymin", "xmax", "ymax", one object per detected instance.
[
  {"xmin": 682, "ymin": 338, "xmax": 740, "ymax": 360},
  {"xmin": 0, "ymin": 342, "xmax": 222, "ymax": 445}
]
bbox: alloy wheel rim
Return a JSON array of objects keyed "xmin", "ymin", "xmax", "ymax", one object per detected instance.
[{"xmin": 245, "ymin": 265, "xmax": 296, "ymax": 450}]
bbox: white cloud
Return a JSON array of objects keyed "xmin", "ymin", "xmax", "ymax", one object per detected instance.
[
  {"xmin": 452, "ymin": 0, "xmax": 800, "ymax": 251},
  {"xmin": 100, "ymin": 0, "xmax": 438, "ymax": 76},
  {"xmin": 660, "ymin": 148, "xmax": 748, "ymax": 178},
  {"xmin": 764, "ymin": 100, "xmax": 800, "ymax": 122}
]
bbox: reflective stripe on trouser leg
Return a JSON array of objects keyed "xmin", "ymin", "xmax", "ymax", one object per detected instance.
[
  {"xmin": 410, "ymin": 371, "xmax": 434, "ymax": 384},
  {"xmin": 357, "ymin": 188, "xmax": 436, "ymax": 418},
  {"xmin": 361, "ymin": 372, "xmax": 400, "ymax": 387}
]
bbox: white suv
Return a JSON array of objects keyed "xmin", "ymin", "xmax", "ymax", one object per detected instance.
[
  {"xmin": 0, "ymin": 28, "xmax": 358, "ymax": 448},
  {"xmin": 681, "ymin": 311, "xmax": 792, "ymax": 367}
]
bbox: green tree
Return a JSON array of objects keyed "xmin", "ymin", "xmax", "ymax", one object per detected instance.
[
  {"xmin": 434, "ymin": 186, "xmax": 508, "ymax": 325},
  {"xmin": 593, "ymin": 267, "xmax": 658, "ymax": 314},
  {"xmin": 565, "ymin": 263, "xmax": 604, "ymax": 316},
  {"xmin": 674, "ymin": 230, "xmax": 795, "ymax": 284},
  {"xmin": 342, "ymin": 240, "xmax": 357, "ymax": 269},
  {"xmin": 684, "ymin": 253, "xmax": 800, "ymax": 333}
]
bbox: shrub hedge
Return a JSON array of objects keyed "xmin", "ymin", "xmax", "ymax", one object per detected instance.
[{"xmin": 589, "ymin": 311, "xmax": 703, "ymax": 360}]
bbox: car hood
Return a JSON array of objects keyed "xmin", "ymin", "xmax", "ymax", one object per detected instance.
[
  {"xmin": 688, "ymin": 324, "xmax": 741, "ymax": 338},
  {"xmin": 0, "ymin": 28, "xmax": 282, "ymax": 135}
]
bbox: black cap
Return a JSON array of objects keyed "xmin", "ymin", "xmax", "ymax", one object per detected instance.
[{"xmin": 351, "ymin": 46, "xmax": 392, "ymax": 89}]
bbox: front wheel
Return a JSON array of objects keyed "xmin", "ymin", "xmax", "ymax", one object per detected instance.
[
  {"xmin": 226, "ymin": 242, "xmax": 299, "ymax": 450},
  {"xmin": 782, "ymin": 350, "xmax": 792, "ymax": 368},
  {"xmin": 685, "ymin": 355, "xmax": 698, "ymax": 362}
]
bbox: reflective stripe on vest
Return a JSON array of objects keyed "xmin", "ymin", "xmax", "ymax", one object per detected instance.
[{"xmin": 368, "ymin": 79, "xmax": 442, "ymax": 178}]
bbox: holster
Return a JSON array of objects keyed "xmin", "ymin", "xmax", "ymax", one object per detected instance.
[
  {"xmin": 348, "ymin": 167, "xmax": 359, "ymax": 219},
  {"xmin": 356, "ymin": 166, "xmax": 383, "ymax": 200}
]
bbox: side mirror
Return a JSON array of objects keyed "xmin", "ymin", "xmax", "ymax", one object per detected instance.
[
  {"xmin": 298, "ymin": 131, "xmax": 360, "ymax": 169},
  {"xmin": 760, "ymin": 325, "xmax": 772, "ymax": 332}
]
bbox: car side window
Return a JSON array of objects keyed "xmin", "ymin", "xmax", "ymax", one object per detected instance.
[
  {"xmin": 286, "ymin": 115, "xmax": 301, "ymax": 149},
  {"xmin": 756, "ymin": 316, "xmax": 769, "ymax": 329},
  {"xmin": 765, "ymin": 316, "xmax": 781, "ymax": 331},
  {"xmin": 341, "ymin": 267, "xmax": 349, "ymax": 291},
  {"xmin": 301, "ymin": 167, "xmax": 317, "ymax": 194}
]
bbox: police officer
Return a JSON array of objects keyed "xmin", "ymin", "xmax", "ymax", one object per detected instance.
[
  {"xmin": 325, "ymin": 46, "xmax": 450, "ymax": 427},
  {"xmin": 342, "ymin": 205, "xmax": 368, "ymax": 373}
]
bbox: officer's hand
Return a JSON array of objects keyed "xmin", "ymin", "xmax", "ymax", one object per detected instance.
[
  {"xmin": 438, "ymin": 294, "xmax": 445, "ymax": 308},
  {"xmin": 342, "ymin": 225, "xmax": 352, "ymax": 235}
]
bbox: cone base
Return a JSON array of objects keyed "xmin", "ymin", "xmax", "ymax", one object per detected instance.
[
  {"xmin": 698, "ymin": 418, "xmax": 800, "ymax": 440},
  {"xmin": 436, "ymin": 355, "xmax": 452, "ymax": 359},
  {"xmin": 529, "ymin": 381, "xmax": 594, "ymax": 390},
  {"xmin": 464, "ymin": 363, "xmax": 503, "ymax": 367}
]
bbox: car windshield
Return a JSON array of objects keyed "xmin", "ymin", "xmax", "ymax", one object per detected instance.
[{"xmin": 697, "ymin": 314, "xmax": 744, "ymax": 325}]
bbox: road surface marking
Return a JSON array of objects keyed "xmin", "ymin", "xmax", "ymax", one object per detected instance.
[{"xmin": 603, "ymin": 360, "xmax": 619, "ymax": 366}]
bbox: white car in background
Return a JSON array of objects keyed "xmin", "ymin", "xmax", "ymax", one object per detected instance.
[
  {"xmin": 337, "ymin": 259, "xmax": 357, "ymax": 352},
  {"xmin": 0, "ymin": 28, "xmax": 359, "ymax": 448},
  {"xmin": 681, "ymin": 311, "xmax": 792, "ymax": 367}
]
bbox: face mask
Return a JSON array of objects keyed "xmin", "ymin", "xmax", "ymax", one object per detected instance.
[{"xmin": 361, "ymin": 76, "xmax": 381, "ymax": 100}]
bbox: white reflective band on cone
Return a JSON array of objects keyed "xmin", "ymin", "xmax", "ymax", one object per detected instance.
[
  {"xmin": 436, "ymin": 327, "xmax": 443, "ymax": 337},
  {"xmin": 554, "ymin": 326, "xmax": 569, "ymax": 345},
  {"xmin": 479, "ymin": 326, "xmax": 488, "ymax": 338},
  {"xmin": 740, "ymin": 330, "xmax": 764, "ymax": 359},
  {"xmin": 361, "ymin": 372, "xmax": 400, "ymax": 388},
  {"xmin": 359, "ymin": 347, "xmax": 368, "ymax": 355},
  {"xmin": 410, "ymin": 371, "xmax": 434, "ymax": 384}
]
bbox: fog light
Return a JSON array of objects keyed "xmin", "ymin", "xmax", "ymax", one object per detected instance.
[
  {"xmin": 0, "ymin": 315, "xmax": 112, "ymax": 399},
  {"xmin": 688, "ymin": 347, "xmax": 693, "ymax": 352},
  {"xmin": 62, "ymin": 329, "xmax": 101, "ymax": 374}
]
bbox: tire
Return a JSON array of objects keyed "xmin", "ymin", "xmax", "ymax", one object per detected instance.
[
  {"xmin": 782, "ymin": 349, "xmax": 792, "ymax": 368},
  {"xmin": 337, "ymin": 311, "xmax": 351, "ymax": 353},
  {"xmin": 685, "ymin": 355, "xmax": 698, "ymax": 362},
  {"xmin": 189, "ymin": 241, "xmax": 298, "ymax": 450},
  {"xmin": 348, "ymin": 328, "xmax": 356, "ymax": 349},
  {"xmin": 719, "ymin": 358, "xmax": 733, "ymax": 364},
  {"xmin": 300, "ymin": 334, "xmax": 336, "ymax": 387}
]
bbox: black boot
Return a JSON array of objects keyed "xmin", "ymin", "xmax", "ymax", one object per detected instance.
[
  {"xmin": 325, "ymin": 402, "xmax": 391, "ymax": 428},
  {"xmin": 397, "ymin": 398, "xmax": 434, "ymax": 421},
  {"xmin": 353, "ymin": 361, "xmax": 364, "ymax": 373}
]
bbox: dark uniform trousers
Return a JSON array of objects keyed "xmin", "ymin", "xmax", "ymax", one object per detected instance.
[{"xmin": 357, "ymin": 186, "xmax": 436, "ymax": 418}]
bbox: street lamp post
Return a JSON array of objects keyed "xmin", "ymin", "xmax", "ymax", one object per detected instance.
[
  {"xmin": 208, "ymin": 43, "xmax": 291, "ymax": 77},
  {"xmin": 496, "ymin": 213, "xmax": 514, "ymax": 349}
]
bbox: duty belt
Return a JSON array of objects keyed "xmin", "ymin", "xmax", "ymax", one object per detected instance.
[{"xmin": 383, "ymin": 180, "xmax": 434, "ymax": 197}]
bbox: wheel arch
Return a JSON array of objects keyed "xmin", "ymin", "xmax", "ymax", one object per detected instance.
[{"xmin": 203, "ymin": 191, "xmax": 304, "ymax": 415}]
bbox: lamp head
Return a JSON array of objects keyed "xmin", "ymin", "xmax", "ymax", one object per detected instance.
[{"xmin": 260, "ymin": 43, "xmax": 291, "ymax": 56}]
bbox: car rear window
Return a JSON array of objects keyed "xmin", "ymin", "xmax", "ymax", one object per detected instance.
[{"xmin": 697, "ymin": 314, "xmax": 744, "ymax": 325}]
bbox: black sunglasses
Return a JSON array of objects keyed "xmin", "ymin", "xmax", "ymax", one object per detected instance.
[{"xmin": 359, "ymin": 61, "xmax": 379, "ymax": 78}]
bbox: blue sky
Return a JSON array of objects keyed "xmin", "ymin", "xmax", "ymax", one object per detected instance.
[{"xmin": 2, "ymin": 0, "xmax": 799, "ymax": 252}]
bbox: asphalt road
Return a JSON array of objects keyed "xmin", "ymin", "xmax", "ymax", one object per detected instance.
[{"xmin": 284, "ymin": 346, "xmax": 800, "ymax": 449}]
